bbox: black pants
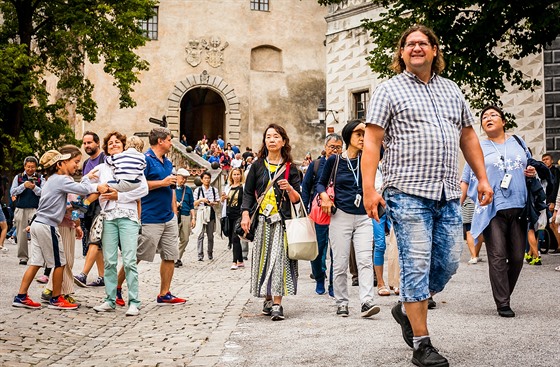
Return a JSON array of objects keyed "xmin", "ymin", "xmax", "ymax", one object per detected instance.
[
  {"xmin": 228, "ymin": 215, "xmax": 243, "ymax": 263},
  {"xmin": 482, "ymin": 208, "xmax": 526, "ymax": 308}
]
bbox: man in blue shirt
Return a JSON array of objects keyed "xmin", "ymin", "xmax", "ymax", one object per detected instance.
[
  {"xmin": 117, "ymin": 127, "xmax": 186, "ymax": 305},
  {"xmin": 301, "ymin": 133, "xmax": 343, "ymax": 297},
  {"xmin": 216, "ymin": 135, "xmax": 225, "ymax": 150},
  {"xmin": 175, "ymin": 168, "xmax": 195, "ymax": 268}
]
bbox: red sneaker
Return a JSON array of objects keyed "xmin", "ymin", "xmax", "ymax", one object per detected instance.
[
  {"xmin": 48, "ymin": 295, "xmax": 78, "ymax": 310},
  {"xmin": 116, "ymin": 288, "xmax": 125, "ymax": 307},
  {"xmin": 12, "ymin": 295, "xmax": 41, "ymax": 309},
  {"xmin": 156, "ymin": 292, "xmax": 186, "ymax": 305}
]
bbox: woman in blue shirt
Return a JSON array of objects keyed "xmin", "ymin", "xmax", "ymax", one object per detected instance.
[
  {"xmin": 462, "ymin": 105, "xmax": 537, "ymax": 318},
  {"xmin": 316, "ymin": 120, "xmax": 380, "ymax": 319}
]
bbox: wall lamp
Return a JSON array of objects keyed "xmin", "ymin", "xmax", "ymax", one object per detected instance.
[{"xmin": 317, "ymin": 99, "xmax": 338, "ymax": 125}]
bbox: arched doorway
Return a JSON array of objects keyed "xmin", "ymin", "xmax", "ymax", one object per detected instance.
[
  {"xmin": 166, "ymin": 71, "xmax": 241, "ymax": 146},
  {"xmin": 180, "ymin": 88, "xmax": 225, "ymax": 145}
]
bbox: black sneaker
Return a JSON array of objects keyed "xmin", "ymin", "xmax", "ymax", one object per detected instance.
[
  {"xmin": 270, "ymin": 304, "xmax": 284, "ymax": 321},
  {"xmin": 262, "ymin": 299, "xmax": 273, "ymax": 316},
  {"xmin": 19, "ymin": 259, "xmax": 27, "ymax": 265},
  {"xmin": 360, "ymin": 301, "xmax": 381, "ymax": 318},
  {"xmin": 336, "ymin": 304, "xmax": 349, "ymax": 317},
  {"xmin": 497, "ymin": 306, "xmax": 515, "ymax": 318},
  {"xmin": 427, "ymin": 297, "xmax": 436, "ymax": 309},
  {"xmin": 391, "ymin": 303, "xmax": 414, "ymax": 348},
  {"xmin": 351, "ymin": 279, "xmax": 359, "ymax": 286},
  {"xmin": 174, "ymin": 260, "xmax": 183, "ymax": 268},
  {"xmin": 411, "ymin": 338, "xmax": 449, "ymax": 367}
]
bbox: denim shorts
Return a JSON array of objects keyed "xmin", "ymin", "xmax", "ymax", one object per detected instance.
[{"xmin": 384, "ymin": 188, "xmax": 463, "ymax": 302}]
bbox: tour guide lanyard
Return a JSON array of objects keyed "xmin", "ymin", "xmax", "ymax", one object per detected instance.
[
  {"xmin": 346, "ymin": 154, "xmax": 360, "ymax": 188},
  {"xmin": 489, "ymin": 140, "xmax": 507, "ymax": 174}
]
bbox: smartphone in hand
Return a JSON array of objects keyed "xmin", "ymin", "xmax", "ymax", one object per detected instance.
[{"xmin": 377, "ymin": 203, "xmax": 386, "ymax": 218}]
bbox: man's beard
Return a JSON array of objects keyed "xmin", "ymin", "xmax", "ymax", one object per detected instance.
[{"xmin": 86, "ymin": 147, "xmax": 99, "ymax": 156}]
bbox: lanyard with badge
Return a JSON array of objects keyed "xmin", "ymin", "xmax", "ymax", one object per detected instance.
[
  {"xmin": 489, "ymin": 140, "xmax": 512, "ymax": 190},
  {"xmin": 346, "ymin": 154, "xmax": 362, "ymax": 207}
]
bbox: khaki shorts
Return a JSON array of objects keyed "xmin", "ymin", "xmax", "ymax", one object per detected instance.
[
  {"xmin": 137, "ymin": 218, "xmax": 179, "ymax": 262},
  {"xmin": 28, "ymin": 221, "xmax": 66, "ymax": 268}
]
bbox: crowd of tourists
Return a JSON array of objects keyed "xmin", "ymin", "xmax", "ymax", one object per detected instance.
[{"xmin": 2, "ymin": 24, "xmax": 560, "ymax": 367}]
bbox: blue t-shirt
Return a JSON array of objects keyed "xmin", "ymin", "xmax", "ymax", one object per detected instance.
[
  {"xmin": 461, "ymin": 136, "xmax": 528, "ymax": 239},
  {"xmin": 176, "ymin": 185, "xmax": 194, "ymax": 216},
  {"xmin": 141, "ymin": 148, "xmax": 174, "ymax": 224}
]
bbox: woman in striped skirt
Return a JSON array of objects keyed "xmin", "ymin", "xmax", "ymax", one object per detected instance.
[{"xmin": 240, "ymin": 124, "xmax": 301, "ymax": 321}]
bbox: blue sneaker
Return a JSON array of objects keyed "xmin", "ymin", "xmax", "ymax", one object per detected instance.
[
  {"xmin": 315, "ymin": 281, "xmax": 325, "ymax": 295},
  {"xmin": 328, "ymin": 285, "xmax": 334, "ymax": 298}
]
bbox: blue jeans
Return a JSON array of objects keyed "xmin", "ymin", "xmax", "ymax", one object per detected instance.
[
  {"xmin": 373, "ymin": 214, "xmax": 389, "ymax": 266},
  {"xmin": 384, "ymin": 188, "xmax": 462, "ymax": 302},
  {"xmin": 310, "ymin": 224, "xmax": 332, "ymax": 287},
  {"xmin": 102, "ymin": 217, "xmax": 141, "ymax": 307}
]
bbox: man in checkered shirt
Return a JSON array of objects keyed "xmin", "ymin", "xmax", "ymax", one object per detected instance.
[{"xmin": 362, "ymin": 25, "xmax": 493, "ymax": 367}]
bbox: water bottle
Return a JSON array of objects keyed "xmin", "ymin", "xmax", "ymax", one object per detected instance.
[{"xmin": 71, "ymin": 210, "xmax": 80, "ymax": 221}]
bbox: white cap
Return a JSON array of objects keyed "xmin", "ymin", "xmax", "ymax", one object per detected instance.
[{"xmin": 176, "ymin": 168, "xmax": 190, "ymax": 177}]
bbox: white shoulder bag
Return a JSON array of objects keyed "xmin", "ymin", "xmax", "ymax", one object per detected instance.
[{"xmin": 285, "ymin": 201, "xmax": 318, "ymax": 261}]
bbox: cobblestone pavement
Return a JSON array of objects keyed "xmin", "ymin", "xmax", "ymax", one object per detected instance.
[
  {"xmin": 1, "ymin": 234, "xmax": 560, "ymax": 367},
  {"xmin": 0, "ymin": 234, "xmax": 249, "ymax": 367}
]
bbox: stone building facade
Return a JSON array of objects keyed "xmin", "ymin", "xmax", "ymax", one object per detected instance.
[
  {"xmin": 76, "ymin": 0, "xmax": 327, "ymax": 159},
  {"xmin": 324, "ymin": 0, "xmax": 548, "ymax": 157},
  {"xmin": 545, "ymin": 36, "xmax": 560, "ymax": 160}
]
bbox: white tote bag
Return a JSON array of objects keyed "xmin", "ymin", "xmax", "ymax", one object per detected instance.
[{"xmin": 285, "ymin": 202, "xmax": 319, "ymax": 261}]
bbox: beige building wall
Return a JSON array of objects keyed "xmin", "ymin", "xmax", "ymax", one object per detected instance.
[
  {"xmin": 325, "ymin": 1, "xmax": 546, "ymax": 157},
  {"xmin": 76, "ymin": 0, "xmax": 327, "ymax": 159}
]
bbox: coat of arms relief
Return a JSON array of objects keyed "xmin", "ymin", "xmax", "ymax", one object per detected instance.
[{"xmin": 185, "ymin": 37, "xmax": 229, "ymax": 68}]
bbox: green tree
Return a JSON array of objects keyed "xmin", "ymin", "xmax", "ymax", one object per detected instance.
[
  {"xmin": 0, "ymin": 0, "xmax": 157, "ymax": 176},
  {"xmin": 319, "ymin": 0, "xmax": 560, "ymax": 126}
]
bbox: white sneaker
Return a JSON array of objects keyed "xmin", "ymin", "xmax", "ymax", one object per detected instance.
[
  {"xmin": 125, "ymin": 304, "xmax": 139, "ymax": 316},
  {"xmin": 476, "ymin": 257, "xmax": 483, "ymax": 262},
  {"xmin": 93, "ymin": 302, "xmax": 115, "ymax": 312},
  {"xmin": 468, "ymin": 258, "xmax": 478, "ymax": 264},
  {"xmin": 230, "ymin": 264, "xmax": 238, "ymax": 270}
]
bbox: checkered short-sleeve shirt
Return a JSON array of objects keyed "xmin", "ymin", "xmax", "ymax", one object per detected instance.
[{"xmin": 366, "ymin": 71, "xmax": 474, "ymax": 201}]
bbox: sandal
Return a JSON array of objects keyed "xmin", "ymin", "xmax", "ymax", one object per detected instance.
[{"xmin": 377, "ymin": 286, "xmax": 391, "ymax": 296}]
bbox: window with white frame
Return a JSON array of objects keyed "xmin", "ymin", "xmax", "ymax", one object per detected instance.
[
  {"xmin": 251, "ymin": 0, "xmax": 269, "ymax": 11},
  {"xmin": 139, "ymin": 7, "xmax": 159, "ymax": 40}
]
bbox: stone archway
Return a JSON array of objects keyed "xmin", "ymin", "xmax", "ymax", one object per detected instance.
[{"xmin": 166, "ymin": 70, "xmax": 241, "ymax": 145}]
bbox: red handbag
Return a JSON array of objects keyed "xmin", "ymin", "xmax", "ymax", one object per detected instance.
[{"xmin": 309, "ymin": 155, "xmax": 339, "ymax": 225}]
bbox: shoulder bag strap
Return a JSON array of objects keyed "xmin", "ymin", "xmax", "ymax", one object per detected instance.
[
  {"xmin": 180, "ymin": 186, "xmax": 187, "ymax": 203},
  {"xmin": 250, "ymin": 164, "xmax": 287, "ymax": 221},
  {"xmin": 328, "ymin": 155, "xmax": 340, "ymax": 187}
]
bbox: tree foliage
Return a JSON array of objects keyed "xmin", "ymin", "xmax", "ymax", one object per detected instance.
[
  {"xmin": 0, "ymin": 0, "xmax": 157, "ymax": 175},
  {"xmin": 319, "ymin": 0, "xmax": 560, "ymax": 127}
]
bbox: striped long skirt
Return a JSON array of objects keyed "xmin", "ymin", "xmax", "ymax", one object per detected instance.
[{"xmin": 250, "ymin": 216, "xmax": 298, "ymax": 297}]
